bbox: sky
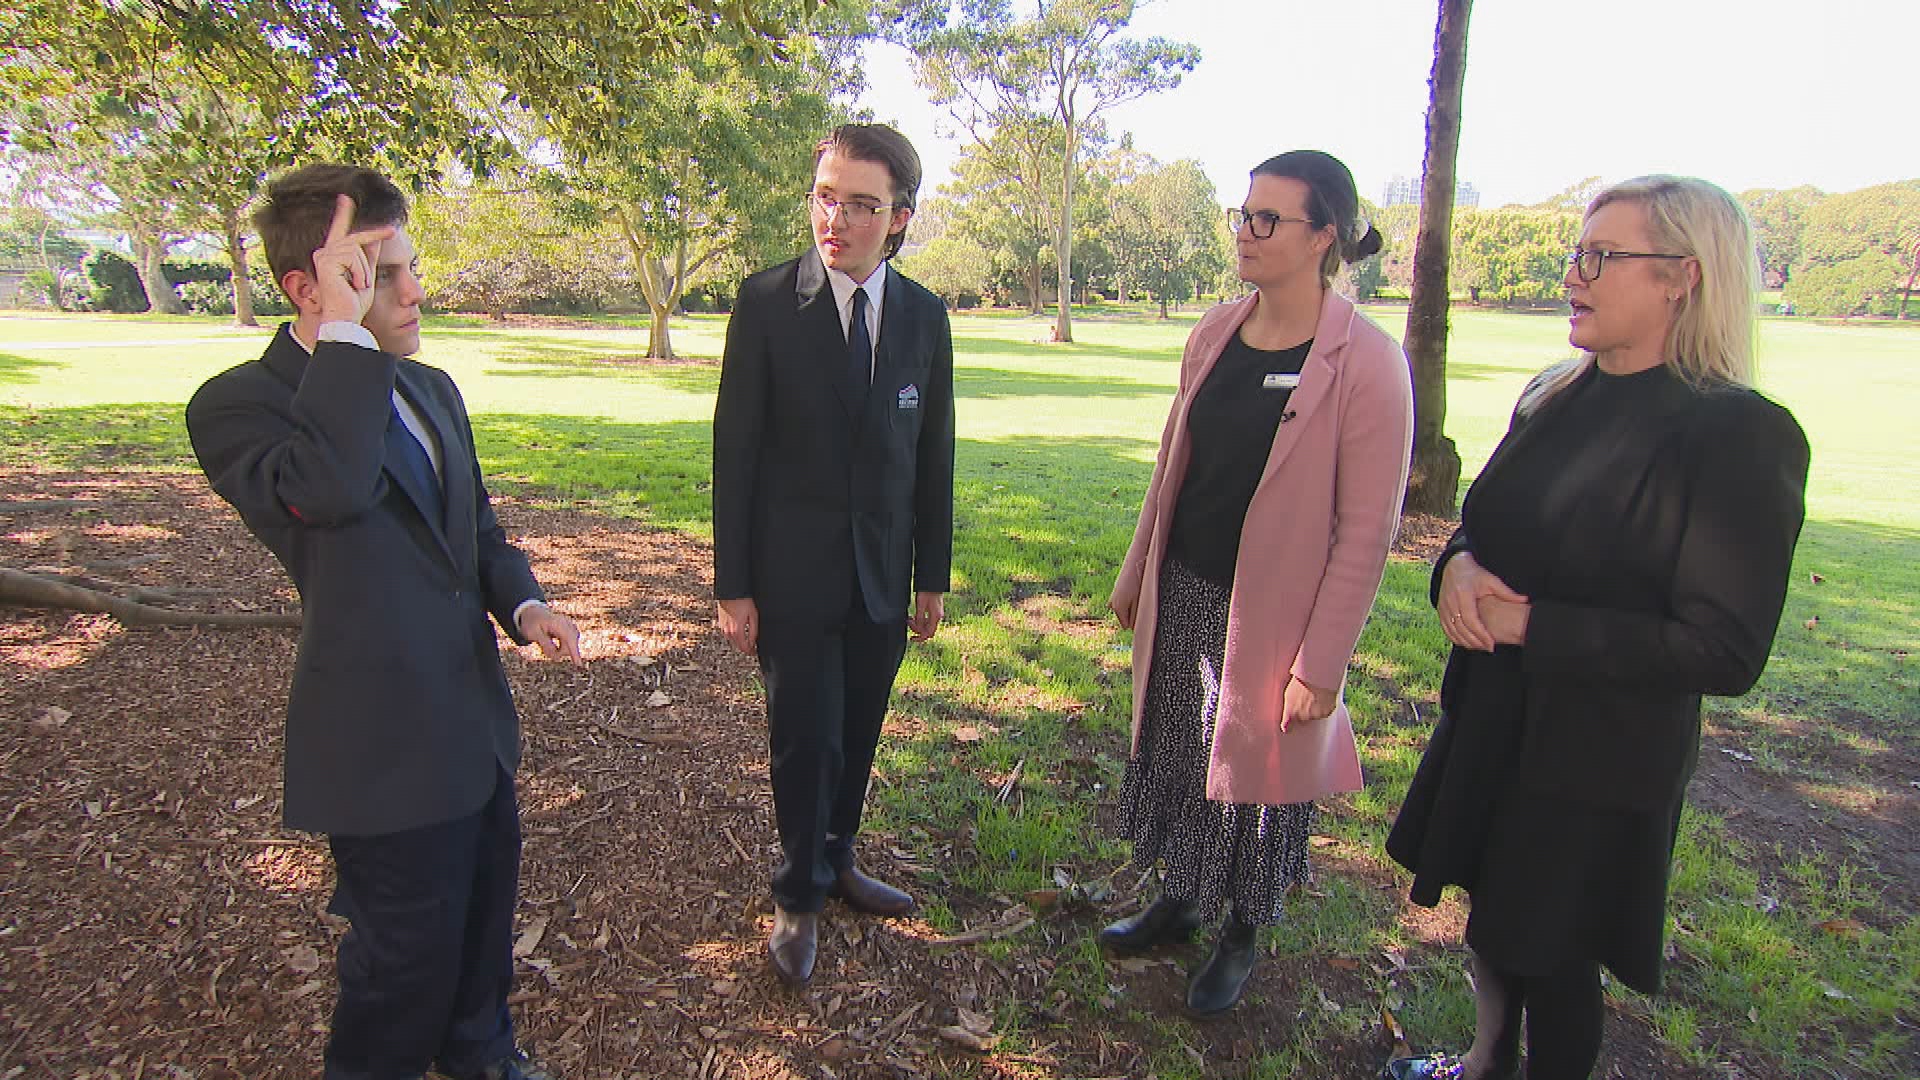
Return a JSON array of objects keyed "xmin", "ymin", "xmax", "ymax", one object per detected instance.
[{"xmin": 855, "ymin": 0, "xmax": 1920, "ymax": 212}]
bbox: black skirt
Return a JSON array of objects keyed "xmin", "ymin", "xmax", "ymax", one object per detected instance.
[
  {"xmin": 1387, "ymin": 646, "xmax": 1685, "ymax": 994},
  {"xmin": 1116, "ymin": 557, "xmax": 1314, "ymax": 925}
]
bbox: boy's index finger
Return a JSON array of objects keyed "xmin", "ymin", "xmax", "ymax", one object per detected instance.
[
  {"xmin": 350, "ymin": 224, "xmax": 396, "ymax": 250},
  {"xmin": 326, "ymin": 194, "xmax": 357, "ymax": 245}
]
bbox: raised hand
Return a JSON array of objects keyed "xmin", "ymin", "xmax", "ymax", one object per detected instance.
[{"xmin": 312, "ymin": 194, "xmax": 396, "ymax": 326}]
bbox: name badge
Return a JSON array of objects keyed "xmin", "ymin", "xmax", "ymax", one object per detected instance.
[
  {"xmin": 898, "ymin": 383, "xmax": 920, "ymax": 410},
  {"xmin": 1263, "ymin": 373, "xmax": 1301, "ymax": 390}
]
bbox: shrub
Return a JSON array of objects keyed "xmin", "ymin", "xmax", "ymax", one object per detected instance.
[{"xmin": 84, "ymin": 250, "xmax": 148, "ymax": 312}]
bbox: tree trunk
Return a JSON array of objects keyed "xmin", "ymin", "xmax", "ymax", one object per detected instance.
[
  {"xmin": 1054, "ymin": 123, "xmax": 1077, "ymax": 344},
  {"xmin": 1026, "ymin": 261, "xmax": 1044, "ymax": 315},
  {"xmin": 225, "ymin": 209, "xmax": 259, "ymax": 327},
  {"xmin": 646, "ymin": 297, "xmax": 674, "ymax": 359},
  {"xmin": 1158, "ymin": 295, "xmax": 1169, "ymax": 319},
  {"xmin": 614, "ymin": 206, "xmax": 676, "ymax": 360},
  {"xmin": 1402, "ymin": 0, "xmax": 1473, "ymax": 517},
  {"xmin": 132, "ymin": 234, "xmax": 186, "ymax": 315}
]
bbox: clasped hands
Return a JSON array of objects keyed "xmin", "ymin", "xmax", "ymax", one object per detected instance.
[{"xmin": 1436, "ymin": 551, "xmax": 1530, "ymax": 651}]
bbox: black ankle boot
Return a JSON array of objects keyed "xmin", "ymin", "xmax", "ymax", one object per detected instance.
[
  {"xmin": 1098, "ymin": 895, "xmax": 1202, "ymax": 952},
  {"xmin": 1185, "ymin": 910, "xmax": 1258, "ymax": 1016}
]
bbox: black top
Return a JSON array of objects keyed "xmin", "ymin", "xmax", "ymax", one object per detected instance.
[
  {"xmin": 1168, "ymin": 332, "xmax": 1312, "ymax": 587},
  {"xmin": 1386, "ymin": 361, "xmax": 1810, "ymax": 993}
]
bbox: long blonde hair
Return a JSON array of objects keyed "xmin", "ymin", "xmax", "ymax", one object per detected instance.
[{"xmin": 1520, "ymin": 175, "xmax": 1759, "ymax": 415}]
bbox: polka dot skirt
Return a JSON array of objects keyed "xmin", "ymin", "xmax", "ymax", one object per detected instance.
[{"xmin": 1117, "ymin": 557, "xmax": 1315, "ymax": 925}]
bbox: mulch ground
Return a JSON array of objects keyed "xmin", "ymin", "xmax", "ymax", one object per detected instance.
[{"xmin": 0, "ymin": 471, "xmax": 1860, "ymax": 1079}]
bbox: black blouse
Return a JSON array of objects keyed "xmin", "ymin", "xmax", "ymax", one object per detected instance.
[{"xmin": 1168, "ymin": 332, "xmax": 1312, "ymax": 587}]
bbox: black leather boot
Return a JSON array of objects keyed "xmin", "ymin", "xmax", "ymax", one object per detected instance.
[
  {"xmin": 1185, "ymin": 909, "xmax": 1258, "ymax": 1016},
  {"xmin": 1098, "ymin": 895, "xmax": 1202, "ymax": 952}
]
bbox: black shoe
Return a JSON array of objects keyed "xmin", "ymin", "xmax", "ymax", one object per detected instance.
[
  {"xmin": 1098, "ymin": 895, "xmax": 1202, "ymax": 953},
  {"xmin": 1380, "ymin": 1052, "xmax": 1519, "ymax": 1080},
  {"xmin": 768, "ymin": 906, "xmax": 819, "ymax": 986},
  {"xmin": 1184, "ymin": 912, "xmax": 1258, "ymax": 1016},
  {"xmin": 454, "ymin": 1051, "xmax": 560, "ymax": 1080},
  {"xmin": 829, "ymin": 865, "xmax": 917, "ymax": 917}
]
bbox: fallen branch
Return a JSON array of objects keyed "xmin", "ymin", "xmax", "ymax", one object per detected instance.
[
  {"xmin": 0, "ymin": 567, "xmax": 300, "ymax": 629},
  {"xmin": 994, "ymin": 757, "xmax": 1026, "ymax": 805}
]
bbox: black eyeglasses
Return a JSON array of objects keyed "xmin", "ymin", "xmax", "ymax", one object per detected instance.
[
  {"xmin": 1566, "ymin": 247, "xmax": 1689, "ymax": 283},
  {"xmin": 806, "ymin": 193, "xmax": 895, "ymax": 227},
  {"xmin": 1227, "ymin": 207, "xmax": 1311, "ymax": 239}
]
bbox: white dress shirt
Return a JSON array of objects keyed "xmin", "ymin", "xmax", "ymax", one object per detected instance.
[{"xmin": 822, "ymin": 258, "xmax": 887, "ymax": 379}]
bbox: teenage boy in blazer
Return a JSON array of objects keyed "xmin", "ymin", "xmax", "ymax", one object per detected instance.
[
  {"xmin": 712, "ymin": 124, "xmax": 955, "ymax": 987},
  {"xmin": 186, "ymin": 165, "xmax": 581, "ymax": 1080}
]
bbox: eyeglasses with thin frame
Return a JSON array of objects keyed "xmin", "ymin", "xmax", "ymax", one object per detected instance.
[
  {"xmin": 1227, "ymin": 207, "xmax": 1312, "ymax": 240},
  {"xmin": 1566, "ymin": 247, "xmax": 1689, "ymax": 283},
  {"xmin": 807, "ymin": 192, "xmax": 896, "ymax": 227}
]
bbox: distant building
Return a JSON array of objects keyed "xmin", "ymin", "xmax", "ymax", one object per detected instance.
[{"xmin": 1381, "ymin": 175, "xmax": 1480, "ymax": 209}]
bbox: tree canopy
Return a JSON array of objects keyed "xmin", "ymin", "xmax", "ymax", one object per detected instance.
[{"xmin": 912, "ymin": 0, "xmax": 1197, "ymax": 341}]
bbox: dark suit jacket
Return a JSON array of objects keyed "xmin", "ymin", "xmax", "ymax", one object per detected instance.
[
  {"xmin": 712, "ymin": 251, "xmax": 955, "ymax": 623},
  {"xmin": 1432, "ymin": 366, "xmax": 1810, "ymax": 813},
  {"xmin": 187, "ymin": 326, "xmax": 543, "ymax": 836}
]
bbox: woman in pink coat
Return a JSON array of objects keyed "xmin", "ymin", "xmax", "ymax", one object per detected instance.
[{"xmin": 1105, "ymin": 150, "xmax": 1414, "ymax": 1015}]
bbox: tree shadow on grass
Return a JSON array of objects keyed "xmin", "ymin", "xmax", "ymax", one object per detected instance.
[
  {"xmin": 1444, "ymin": 358, "xmax": 1556, "ymax": 382},
  {"xmin": 952, "ymin": 334, "xmax": 1180, "ymax": 364},
  {"xmin": 483, "ymin": 353, "xmax": 722, "ymax": 394},
  {"xmin": 956, "ymin": 365, "xmax": 1166, "ymax": 400},
  {"xmin": 471, "ymin": 347, "xmax": 1169, "ymax": 400},
  {"xmin": 0, "ymin": 351, "xmax": 59, "ymax": 386},
  {"xmin": 0, "ymin": 403, "xmax": 191, "ymax": 468}
]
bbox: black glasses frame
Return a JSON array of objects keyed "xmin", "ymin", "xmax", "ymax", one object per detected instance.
[
  {"xmin": 1566, "ymin": 247, "xmax": 1688, "ymax": 283},
  {"xmin": 1227, "ymin": 207, "xmax": 1312, "ymax": 240}
]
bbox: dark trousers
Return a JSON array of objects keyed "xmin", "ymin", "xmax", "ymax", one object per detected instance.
[
  {"xmin": 758, "ymin": 587, "xmax": 908, "ymax": 913},
  {"xmin": 322, "ymin": 765, "xmax": 520, "ymax": 1080}
]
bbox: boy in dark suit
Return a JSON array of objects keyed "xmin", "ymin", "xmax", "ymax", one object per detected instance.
[
  {"xmin": 186, "ymin": 165, "xmax": 581, "ymax": 1080},
  {"xmin": 711, "ymin": 124, "xmax": 955, "ymax": 986}
]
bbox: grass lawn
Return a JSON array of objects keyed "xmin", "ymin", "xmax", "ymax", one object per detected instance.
[{"xmin": 2, "ymin": 303, "xmax": 1913, "ymax": 1077}]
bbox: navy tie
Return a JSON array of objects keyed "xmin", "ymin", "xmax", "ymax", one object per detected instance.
[
  {"xmin": 847, "ymin": 287, "xmax": 872, "ymax": 397},
  {"xmin": 386, "ymin": 403, "xmax": 444, "ymax": 524}
]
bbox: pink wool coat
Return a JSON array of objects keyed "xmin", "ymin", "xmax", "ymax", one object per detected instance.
[{"xmin": 1112, "ymin": 290, "xmax": 1414, "ymax": 806}]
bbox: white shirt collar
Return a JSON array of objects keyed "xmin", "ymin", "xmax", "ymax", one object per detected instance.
[{"xmin": 822, "ymin": 257, "xmax": 887, "ymax": 339}]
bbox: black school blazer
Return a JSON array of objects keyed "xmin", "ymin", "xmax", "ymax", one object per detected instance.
[
  {"xmin": 187, "ymin": 327, "xmax": 542, "ymax": 836},
  {"xmin": 711, "ymin": 251, "xmax": 955, "ymax": 623}
]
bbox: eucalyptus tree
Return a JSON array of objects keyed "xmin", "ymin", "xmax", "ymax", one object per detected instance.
[{"xmin": 913, "ymin": 0, "xmax": 1197, "ymax": 342}]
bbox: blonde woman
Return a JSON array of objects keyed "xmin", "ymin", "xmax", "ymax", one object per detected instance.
[{"xmin": 1384, "ymin": 177, "xmax": 1810, "ymax": 1080}]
